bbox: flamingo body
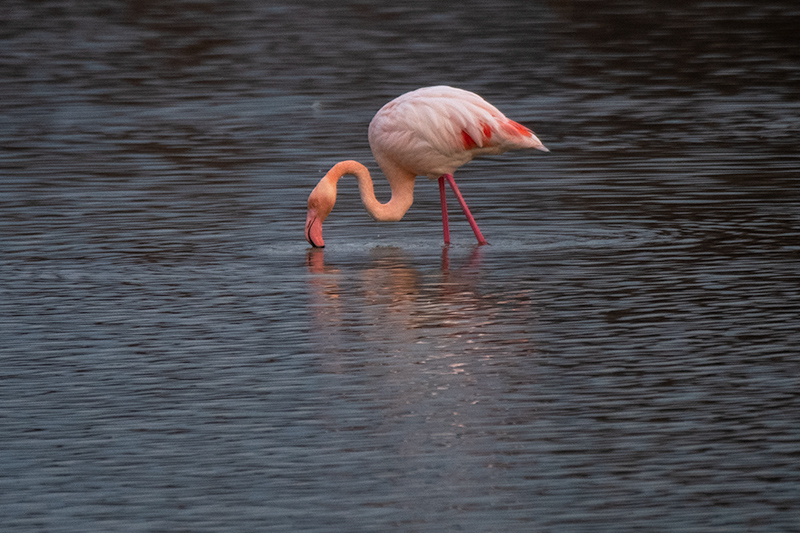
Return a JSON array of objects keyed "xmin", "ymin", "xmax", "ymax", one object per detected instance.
[{"xmin": 305, "ymin": 86, "xmax": 547, "ymax": 247}]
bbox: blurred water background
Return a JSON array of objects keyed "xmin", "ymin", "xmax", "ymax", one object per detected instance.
[{"xmin": 1, "ymin": 0, "xmax": 799, "ymax": 530}]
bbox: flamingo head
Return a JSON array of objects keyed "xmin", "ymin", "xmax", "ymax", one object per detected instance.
[{"xmin": 305, "ymin": 178, "xmax": 337, "ymax": 248}]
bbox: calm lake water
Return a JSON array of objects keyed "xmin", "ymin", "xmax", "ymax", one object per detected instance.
[{"xmin": 2, "ymin": 0, "xmax": 799, "ymax": 531}]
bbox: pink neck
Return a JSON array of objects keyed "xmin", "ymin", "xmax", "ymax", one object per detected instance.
[{"xmin": 327, "ymin": 160, "xmax": 416, "ymax": 222}]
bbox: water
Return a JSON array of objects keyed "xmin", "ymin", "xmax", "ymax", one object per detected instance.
[{"xmin": 2, "ymin": 1, "xmax": 799, "ymax": 530}]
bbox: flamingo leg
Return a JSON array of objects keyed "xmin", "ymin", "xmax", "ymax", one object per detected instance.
[
  {"xmin": 438, "ymin": 176, "xmax": 450, "ymax": 245},
  {"xmin": 443, "ymin": 174, "xmax": 488, "ymax": 245}
]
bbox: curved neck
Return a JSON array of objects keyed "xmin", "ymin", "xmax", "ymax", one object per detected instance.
[{"xmin": 326, "ymin": 160, "xmax": 416, "ymax": 222}]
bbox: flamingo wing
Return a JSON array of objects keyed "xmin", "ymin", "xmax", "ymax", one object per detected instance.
[{"xmin": 368, "ymin": 86, "xmax": 547, "ymax": 179}]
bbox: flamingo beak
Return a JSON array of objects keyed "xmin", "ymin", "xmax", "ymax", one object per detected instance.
[{"xmin": 305, "ymin": 208, "xmax": 325, "ymax": 248}]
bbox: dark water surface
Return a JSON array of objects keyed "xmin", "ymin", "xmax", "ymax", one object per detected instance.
[{"xmin": 2, "ymin": 1, "xmax": 799, "ymax": 531}]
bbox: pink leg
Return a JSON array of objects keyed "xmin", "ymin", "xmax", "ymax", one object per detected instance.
[
  {"xmin": 443, "ymin": 174, "xmax": 488, "ymax": 245},
  {"xmin": 438, "ymin": 176, "xmax": 450, "ymax": 245}
]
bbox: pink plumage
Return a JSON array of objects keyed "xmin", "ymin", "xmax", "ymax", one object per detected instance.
[
  {"xmin": 305, "ymin": 86, "xmax": 548, "ymax": 247},
  {"xmin": 368, "ymin": 86, "xmax": 547, "ymax": 179}
]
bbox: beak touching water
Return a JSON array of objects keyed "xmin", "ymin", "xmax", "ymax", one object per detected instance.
[
  {"xmin": 305, "ymin": 208, "xmax": 325, "ymax": 248},
  {"xmin": 305, "ymin": 175, "xmax": 336, "ymax": 248}
]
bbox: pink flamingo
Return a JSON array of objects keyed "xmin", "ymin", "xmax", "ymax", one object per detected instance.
[{"xmin": 305, "ymin": 86, "xmax": 548, "ymax": 247}]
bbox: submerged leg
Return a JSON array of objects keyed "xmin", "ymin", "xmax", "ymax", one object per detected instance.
[
  {"xmin": 443, "ymin": 174, "xmax": 488, "ymax": 245},
  {"xmin": 438, "ymin": 176, "xmax": 450, "ymax": 245}
]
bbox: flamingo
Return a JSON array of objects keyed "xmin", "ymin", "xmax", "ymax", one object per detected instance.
[{"xmin": 305, "ymin": 86, "xmax": 548, "ymax": 247}]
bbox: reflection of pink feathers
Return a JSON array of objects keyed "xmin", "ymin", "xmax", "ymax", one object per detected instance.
[
  {"xmin": 369, "ymin": 86, "xmax": 547, "ymax": 179},
  {"xmin": 305, "ymin": 86, "xmax": 548, "ymax": 248}
]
